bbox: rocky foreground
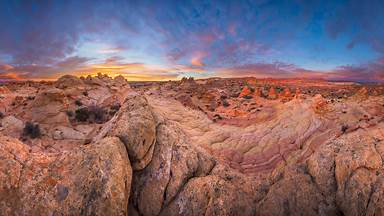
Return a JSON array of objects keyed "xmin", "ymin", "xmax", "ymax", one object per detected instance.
[{"xmin": 1, "ymin": 75, "xmax": 384, "ymax": 215}]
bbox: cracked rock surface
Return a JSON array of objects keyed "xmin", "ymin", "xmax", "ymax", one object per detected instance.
[
  {"xmin": 0, "ymin": 135, "xmax": 131, "ymax": 215},
  {"xmin": 1, "ymin": 76, "xmax": 384, "ymax": 215}
]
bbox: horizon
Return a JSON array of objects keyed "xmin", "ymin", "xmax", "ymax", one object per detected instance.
[{"xmin": 0, "ymin": 0, "xmax": 384, "ymax": 82}]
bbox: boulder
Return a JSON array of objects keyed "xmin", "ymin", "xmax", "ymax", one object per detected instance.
[
  {"xmin": 98, "ymin": 94, "xmax": 157, "ymax": 170},
  {"xmin": 0, "ymin": 115, "xmax": 24, "ymax": 138},
  {"xmin": 113, "ymin": 75, "xmax": 129, "ymax": 87},
  {"xmin": 51, "ymin": 126, "xmax": 86, "ymax": 140},
  {"xmin": 56, "ymin": 75, "xmax": 84, "ymax": 89},
  {"xmin": 25, "ymin": 88, "xmax": 70, "ymax": 125},
  {"xmin": 130, "ymin": 123, "xmax": 216, "ymax": 216},
  {"xmin": 0, "ymin": 135, "xmax": 132, "ymax": 215}
]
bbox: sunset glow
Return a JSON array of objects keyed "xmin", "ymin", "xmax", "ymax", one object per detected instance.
[{"xmin": 0, "ymin": 0, "xmax": 383, "ymax": 82}]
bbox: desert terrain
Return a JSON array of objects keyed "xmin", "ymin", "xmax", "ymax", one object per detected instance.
[{"xmin": 1, "ymin": 74, "xmax": 384, "ymax": 215}]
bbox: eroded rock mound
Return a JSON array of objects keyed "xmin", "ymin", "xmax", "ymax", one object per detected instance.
[
  {"xmin": 97, "ymin": 94, "xmax": 157, "ymax": 170},
  {"xmin": 1, "ymin": 77, "xmax": 384, "ymax": 215},
  {"xmin": 0, "ymin": 135, "xmax": 132, "ymax": 215},
  {"xmin": 239, "ymin": 86, "xmax": 252, "ymax": 98},
  {"xmin": 56, "ymin": 75, "xmax": 84, "ymax": 89}
]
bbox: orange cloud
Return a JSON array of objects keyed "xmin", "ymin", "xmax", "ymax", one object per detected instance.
[
  {"xmin": 0, "ymin": 72, "xmax": 26, "ymax": 81},
  {"xmin": 190, "ymin": 52, "xmax": 207, "ymax": 67}
]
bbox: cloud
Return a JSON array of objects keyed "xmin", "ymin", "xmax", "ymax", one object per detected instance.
[
  {"xmin": 215, "ymin": 62, "xmax": 324, "ymax": 79},
  {"xmin": 0, "ymin": 55, "xmax": 205, "ymax": 81},
  {"xmin": 190, "ymin": 52, "xmax": 207, "ymax": 67},
  {"xmin": 1, "ymin": 0, "xmax": 384, "ymax": 81},
  {"xmin": 56, "ymin": 56, "xmax": 91, "ymax": 68},
  {"xmin": 214, "ymin": 58, "xmax": 384, "ymax": 82},
  {"xmin": 329, "ymin": 59, "xmax": 384, "ymax": 82},
  {"xmin": 97, "ymin": 47, "xmax": 125, "ymax": 54},
  {"xmin": 325, "ymin": 0, "xmax": 384, "ymax": 53},
  {"xmin": 0, "ymin": 1, "xmax": 138, "ymax": 65}
]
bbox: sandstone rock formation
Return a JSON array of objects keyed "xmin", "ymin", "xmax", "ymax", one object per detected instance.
[
  {"xmin": 0, "ymin": 135, "xmax": 131, "ymax": 215},
  {"xmin": 253, "ymin": 87, "xmax": 262, "ymax": 98},
  {"xmin": 239, "ymin": 86, "xmax": 252, "ymax": 98},
  {"xmin": 1, "ymin": 76, "xmax": 384, "ymax": 215},
  {"xmin": 98, "ymin": 94, "xmax": 157, "ymax": 170},
  {"xmin": 24, "ymin": 88, "xmax": 70, "ymax": 125},
  {"xmin": 268, "ymin": 87, "xmax": 277, "ymax": 99},
  {"xmin": 56, "ymin": 75, "xmax": 84, "ymax": 89}
]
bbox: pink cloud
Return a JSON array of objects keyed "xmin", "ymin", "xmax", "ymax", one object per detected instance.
[{"xmin": 190, "ymin": 51, "xmax": 207, "ymax": 67}]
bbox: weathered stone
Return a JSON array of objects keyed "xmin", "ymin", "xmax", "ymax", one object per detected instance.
[
  {"xmin": 0, "ymin": 135, "xmax": 132, "ymax": 215},
  {"xmin": 101, "ymin": 94, "xmax": 157, "ymax": 170},
  {"xmin": 56, "ymin": 75, "xmax": 84, "ymax": 89}
]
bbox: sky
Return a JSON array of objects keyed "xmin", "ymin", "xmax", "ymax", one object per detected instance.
[{"xmin": 0, "ymin": 0, "xmax": 384, "ymax": 82}]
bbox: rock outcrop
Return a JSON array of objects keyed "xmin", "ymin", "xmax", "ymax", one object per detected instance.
[
  {"xmin": 1, "ymin": 76, "xmax": 384, "ymax": 215},
  {"xmin": 56, "ymin": 75, "xmax": 84, "ymax": 89},
  {"xmin": 24, "ymin": 88, "xmax": 70, "ymax": 125},
  {"xmin": 239, "ymin": 86, "xmax": 251, "ymax": 98},
  {"xmin": 98, "ymin": 94, "xmax": 157, "ymax": 170},
  {"xmin": 0, "ymin": 135, "xmax": 132, "ymax": 215},
  {"xmin": 268, "ymin": 87, "xmax": 277, "ymax": 99}
]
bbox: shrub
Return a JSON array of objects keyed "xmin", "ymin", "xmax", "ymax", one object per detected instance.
[
  {"xmin": 75, "ymin": 105, "xmax": 107, "ymax": 123},
  {"xmin": 75, "ymin": 100, "xmax": 83, "ymax": 106},
  {"xmin": 23, "ymin": 122, "xmax": 41, "ymax": 139},
  {"xmin": 75, "ymin": 107, "xmax": 90, "ymax": 122},
  {"xmin": 341, "ymin": 124, "xmax": 349, "ymax": 133},
  {"xmin": 88, "ymin": 105, "xmax": 106, "ymax": 123},
  {"xmin": 110, "ymin": 104, "xmax": 121, "ymax": 115},
  {"xmin": 111, "ymin": 104, "xmax": 121, "ymax": 112},
  {"xmin": 0, "ymin": 111, "xmax": 4, "ymax": 119},
  {"xmin": 243, "ymin": 95, "xmax": 253, "ymax": 100},
  {"xmin": 82, "ymin": 91, "xmax": 88, "ymax": 96},
  {"xmin": 66, "ymin": 110, "xmax": 74, "ymax": 118},
  {"xmin": 222, "ymin": 99, "xmax": 230, "ymax": 107}
]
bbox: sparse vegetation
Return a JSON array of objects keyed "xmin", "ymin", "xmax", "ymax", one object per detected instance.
[
  {"xmin": 222, "ymin": 99, "xmax": 230, "ymax": 107},
  {"xmin": 66, "ymin": 110, "xmax": 74, "ymax": 117},
  {"xmin": 243, "ymin": 95, "xmax": 253, "ymax": 100},
  {"xmin": 111, "ymin": 104, "xmax": 121, "ymax": 112},
  {"xmin": 341, "ymin": 124, "xmax": 349, "ymax": 133},
  {"xmin": 110, "ymin": 104, "xmax": 121, "ymax": 115},
  {"xmin": 22, "ymin": 122, "xmax": 41, "ymax": 139},
  {"xmin": 75, "ymin": 105, "xmax": 107, "ymax": 123},
  {"xmin": 88, "ymin": 105, "xmax": 107, "ymax": 123},
  {"xmin": 75, "ymin": 100, "xmax": 83, "ymax": 106},
  {"xmin": 75, "ymin": 107, "xmax": 90, "ymax": 122}
]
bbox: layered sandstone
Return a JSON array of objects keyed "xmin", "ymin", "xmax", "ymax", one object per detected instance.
[{"xmin": 1, "ymin": 76, "xmax": 384, "ymax": 215}]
